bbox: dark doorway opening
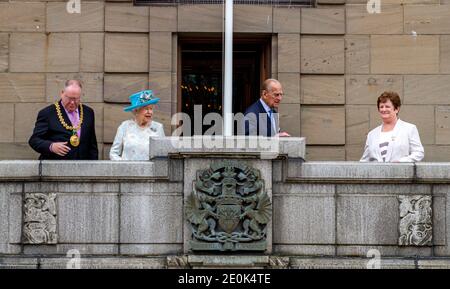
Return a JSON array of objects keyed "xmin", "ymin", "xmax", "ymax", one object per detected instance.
[{"xmin": 178, "ymin": 34, "xmax": 271, "ymax": 135}]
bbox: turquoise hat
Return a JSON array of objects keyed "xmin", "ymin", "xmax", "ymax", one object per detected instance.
[{"xmin": 124, "ymin": 90, "xmax": 160, "ymax": 112}]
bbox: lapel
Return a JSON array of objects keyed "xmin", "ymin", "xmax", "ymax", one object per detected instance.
[
  {"xmin": 79, "ymin": 104, "xmax": 88, "ymax": 141},
  {"xmin": 57, "ymin": 100, "xmax": 73, "ymax": 136},
  {"xmin": 373, "ymin": 125, "xmax": 383, "ymax": 161},
  {"xmin": 60, "ymin": 101, "xmax": 86, "ymax": 142},
  {"xmin": 257, "ymin": 100, "xmax": 278, "ymax": 136},
  {"xmin": 255, "ymin": 101, "xmax": 270, "ymax": 136}
]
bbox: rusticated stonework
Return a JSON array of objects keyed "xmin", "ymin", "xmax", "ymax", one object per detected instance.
[
  {"xmin": 398, "ymin": 195, "xmax": 432, "ymax": 246},
  {"xmin": 185, "ymin": 162, "xmax": 271, "ymax": 252},
  {"xmin": 23, "ymin": 193, "xmax": 57, "ymax": 244}
]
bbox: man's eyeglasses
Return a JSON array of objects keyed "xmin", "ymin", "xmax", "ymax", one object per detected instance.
[
  {"xmin": 65, "ymin": 96, "xmax": 80, "ymax": 103},
  {"xmin": 267, "ymin": 92, "xmax": 283, "ymax": 99}
]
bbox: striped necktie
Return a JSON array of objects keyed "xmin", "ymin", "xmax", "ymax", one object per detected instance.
[{"xmin": 268, "ymin": 109, "xmax": 273, "ymax": 136}]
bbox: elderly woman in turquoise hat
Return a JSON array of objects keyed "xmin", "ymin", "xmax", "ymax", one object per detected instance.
[{"xmin": 110, "ymin": 90, "xmax": 165, "ymax": 160}]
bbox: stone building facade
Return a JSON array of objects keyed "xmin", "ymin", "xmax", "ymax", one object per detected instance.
[{"xmin": 1, "ymin": 0, "xmax": 450, "ymax": 160}]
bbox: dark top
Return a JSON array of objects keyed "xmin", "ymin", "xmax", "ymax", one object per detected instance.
[
  {"xmin": 244, "ymin": 100, "xmax": 277, "ymax": 137},
  {"xmin": 28, "ymin": 101, "xmax": 98, "ymax": 160}
]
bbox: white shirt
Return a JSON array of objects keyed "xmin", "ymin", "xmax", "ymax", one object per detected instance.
[
  {"xmin": 109, "ymin": 119, "xmax": 165, "ymax": 161},
  {"xmin": 379, "ymin": 131, "xmax": 393, "ymax": 162}
]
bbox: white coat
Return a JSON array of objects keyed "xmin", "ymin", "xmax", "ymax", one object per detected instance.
[
  {"xmin": 109, "ymin": 120, "xmax": 165, "ymax": 161},
  {"xmin": 360, "ymin": 119, "xmax": 424, "ymax": 162}
]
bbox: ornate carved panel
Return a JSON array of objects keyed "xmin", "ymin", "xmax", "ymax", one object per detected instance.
[
  {"xmin": 23, "ymin": 193, "xmax": 57, "ymax": 244},
  {"xmin": 398, "ymin": 195, "xmax": 432, "ymax": 246},
  {"xmin": 185, "ymin": 162, "xmax": 271, "ymax": 251}
]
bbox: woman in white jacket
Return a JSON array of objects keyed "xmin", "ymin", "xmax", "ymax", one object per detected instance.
[
  {"xmin": 360, "ymin": 91, "xmax": 424, "ymax": 162},
  {"xmin": 110, "ymin": 90, "xmax": 165, "ymax": 161}
]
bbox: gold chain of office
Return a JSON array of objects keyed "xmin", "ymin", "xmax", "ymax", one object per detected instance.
[
  {"xmin": 55, "ymin": 102, "xmax": 84, "ymax": 147},
  {"xmin": 55, "ymin": 102, "xmax": 84, "ymax": 131}
]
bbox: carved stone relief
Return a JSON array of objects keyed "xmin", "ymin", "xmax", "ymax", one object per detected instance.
[
  {"xmin": 185, "ymin": 162, "xmax": 271, "ymax": 251},
  {"xmin": 398, "ymin": 195, "xmax": 432, "ymax": 246},
  {"xmin": 23, "ymin": 193, "xmax": 57, "ymax": 244}
]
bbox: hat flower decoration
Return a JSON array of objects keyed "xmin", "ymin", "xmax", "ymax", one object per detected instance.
[{"xmin": 124, "ymin": 90, "xmax": 160, "ymax": 112}]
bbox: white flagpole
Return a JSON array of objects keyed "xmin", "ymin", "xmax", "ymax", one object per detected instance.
[{"xmin": 223, "ymin": 0, "xmax": 233, "ymax": 136}]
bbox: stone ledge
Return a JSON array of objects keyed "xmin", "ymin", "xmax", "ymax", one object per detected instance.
[
  {"xmin": 3, "ymin": 256, "xmax": 450, "ymax": 269},
  {"xmin": 23, "ymin": 182, "xmax": 120, "ymax": 194},
  {"xmin": 417, "ymin": 259, "xmax": 450, "ymax": 269},
  {"xmin": 0, "ymin": 161, "xmax": 40, "ymax": 179},
  {"xmin": 416, "ymin": 163, "xmax": 450, "ymax": 181},
  {"xmin": 273, "ymin": 245, "xmax": 336, "ymax": 256},
  {"xmin": 39, "ymin": 257, "xmax": 166, "ymax": 269},
  {"xmin": 290, "ymin": 257, "xmax": 417, "ymax": 269},
  {"xmin": 40, "ymin": 161, "xmax": 168, "ymax": 180},
  {"xmin": 149, "ymin": 137, "xmax": 306, "ymax": 159},
  {"xmin": 336, "ymin": 245, "xmax": 433, "ymax": 257},
  {"xmin": 22, "ymin": 244, "xmax": 118, "ymax": 256},
  {"xmin": 0, "ymin": 257, "xmax": 38, "ymax": 269},
  {"xmin": 120, "ymin": 244, "xmax": 183, "ymax": 255},
  {"xmin": 287, "ymin": 161, "xmax": 415, "ymax": 181},
  {"xmin": 0, "ymin": 244, "xmax": 21, "ymax": 255},
  {"xmin": 3, "ymin": 161, "xmax": 450, "ymax": 183},
  {"xmin": 188, "ymin": 255, "xmax": 270, "ymax": 268}
]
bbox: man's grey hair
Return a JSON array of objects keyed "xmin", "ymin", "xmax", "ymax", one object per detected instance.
[
  {"xmin": 261, "ymin": 78, "xmax": 280, "ymax": 93},
  {"xmin": 64, "ymin": 79, "xmax": 83, "ymax": 91}
]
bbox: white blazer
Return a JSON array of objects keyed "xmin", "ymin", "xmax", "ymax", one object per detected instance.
[
  {"xmin": 109, "ymin": 120, "xmax": 165, "ymax": 161},
  {"xmin": 360, "ymin": 119, "xmax": 424, "ymax": 162}
]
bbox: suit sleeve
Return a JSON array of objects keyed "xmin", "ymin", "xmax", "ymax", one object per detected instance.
[
  {"xmin": 28, "ymin": 109, "xmax": 53, "ymax": 156},
  {"xmin": 88, "ymin": 110, "xmax": 99, "ymax": 160},
  {"xmin": 398, "ymin": 125, "xmax": 424, "ymax": 162}
]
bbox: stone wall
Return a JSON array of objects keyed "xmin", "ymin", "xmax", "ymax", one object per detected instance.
[
  {"xmin": 1, "ymin": 159, "xmax": 450, "ymax": 268},
  {"xmin": 274, "ymin": 161, "xmax": 449, "ymax": 258},
  {"xmin": 1, "ymin": 1, "xmax": 450, "ymax": 161}
]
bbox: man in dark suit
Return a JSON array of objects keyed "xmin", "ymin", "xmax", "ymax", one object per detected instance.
[
  {"xmin": 29, "ymin": 80, "xmax": 98, "ymax": 160},
  {"xmin": 244, "ymin": 79, "xmax": 291, "ymax": 137}
]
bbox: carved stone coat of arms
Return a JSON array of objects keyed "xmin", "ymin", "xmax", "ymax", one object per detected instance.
[{"xmin": 185, "ymin": 162, "xmax": 271, "ymax": 251}]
